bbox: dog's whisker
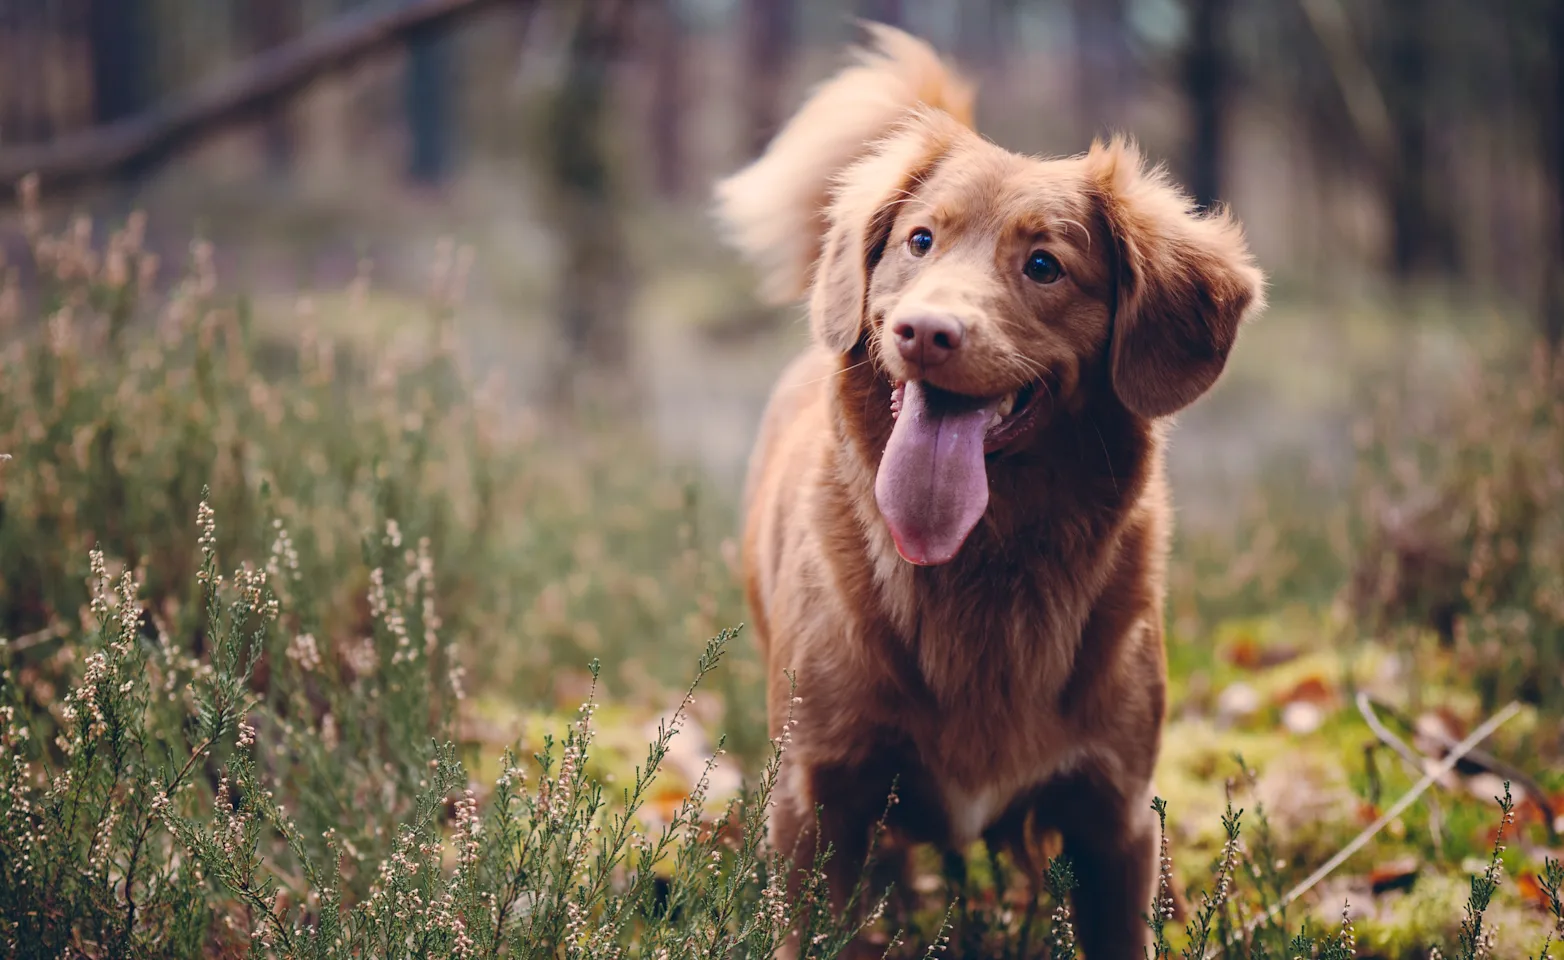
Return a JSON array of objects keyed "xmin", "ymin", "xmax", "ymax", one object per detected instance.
[
  {"xmin": 786, "ymin": 358, "xmax": 876, "ymax": 392},
  {"xmin": 1092, "ymin": 421, "xmax": 1120, "ymax": 498},
  {"xmin": 1008, "ymin": 355, "xmax": 1052, "ymax": 386},
  {"xmin": 1013, "ymin": 356, "xmax": 1048, "ymax": 381}
]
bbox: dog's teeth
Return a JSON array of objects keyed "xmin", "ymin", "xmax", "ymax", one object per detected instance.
[{"xmin": 996, "ymin": 392, "xmax": 1016, "ymax": 418}]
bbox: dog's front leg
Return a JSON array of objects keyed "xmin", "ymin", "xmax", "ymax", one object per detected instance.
[
  {"xmin": 769, "ymin": 758, "xmax": 892, "ymax": 960},
  {"xmin": 1059, "ymin": 787, "xmax": 1158, "ymax": 960}
]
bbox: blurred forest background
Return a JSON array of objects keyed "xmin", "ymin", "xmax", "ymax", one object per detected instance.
[
  {"xmin": 3, "ymin": 0, "xmax": 1561, "ymax": 507},
  {"xmin": 3, "ymin": 0, "xmax": 1564, "ymax": 955}
]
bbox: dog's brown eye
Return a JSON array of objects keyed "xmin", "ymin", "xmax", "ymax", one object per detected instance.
[
  {"xmin": 1024, "ymin": 250, "xmax": 1063, "ymax": 284},
  {"xmin": 908, "ymin": 228, "xmax": 933, "ymax": 258}
]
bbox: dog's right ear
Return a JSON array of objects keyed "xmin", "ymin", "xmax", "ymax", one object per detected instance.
[{"xmin": 712, "ymin": 23, "xmax": 973, "ymax": 307}]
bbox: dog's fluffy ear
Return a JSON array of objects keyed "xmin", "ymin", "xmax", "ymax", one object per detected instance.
[
  {"xmin": 1087, "ymin": 136, "xmax": 1266, "ymax": 420},
  {"xmin": 808, "ymin": 116, "xmax": 960, "ymax": 353},
  {"xmin": 712, "ymin": 23, "xmax": 973, "ymax": 307}
]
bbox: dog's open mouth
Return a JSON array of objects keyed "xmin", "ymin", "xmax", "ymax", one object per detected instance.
[
  {"xmin": 877, "ymin": 379, "xmax": 1046, "ymax": 566},
  {"xmin": 890, "ymin": 379, "xmax": 1046, "ymax": 453}
]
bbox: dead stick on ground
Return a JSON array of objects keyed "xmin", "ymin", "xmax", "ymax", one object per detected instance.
[
  {"xmin": 1207, "ymin": 699, "xmax": 1522, "ymax": 956},
  {"xmin": 1356, "ymin": 691, "xmax": 1446, "ymax": 860},
  {"xmin": 1359, "ymin": 691, "xmax": 1556, "ymax": 839}
]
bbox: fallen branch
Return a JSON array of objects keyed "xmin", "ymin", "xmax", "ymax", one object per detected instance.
[
  {"xmin": 1358, "ymin": 692, "xmax": 1556, "ymax": 837},
  {"xmin": 1209, "ymin": 699, "xmax": 1523, "ymax": 958},
  {"xmin": 0, "ymin": 0, "xmax": 520, "ymax": 191},
  {"xmin": 1356, "ymin": 691, "xmax": 1446, "ymax": 859},
  {"xmin": 0, "ymin": 622, "xmax": 69, "ymax": 655}
]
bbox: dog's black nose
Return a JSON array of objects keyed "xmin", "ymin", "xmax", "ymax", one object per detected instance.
[{"xmin": 892, "ymin": 314, "xmax": 964, "ymax": 368}]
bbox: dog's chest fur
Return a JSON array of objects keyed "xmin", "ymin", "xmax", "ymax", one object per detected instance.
[
  {"xmin": 898, "ymin": 576, "xmax": 1099, "ymax": 844},
  {"xmin": 827, "ymin": 506, "xmax": 1124, "ymax": 847}
]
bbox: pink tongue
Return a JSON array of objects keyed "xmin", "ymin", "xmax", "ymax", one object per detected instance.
[{"xmin": 874, "ymin": 380, "xmax": 995, "ymax": 565}]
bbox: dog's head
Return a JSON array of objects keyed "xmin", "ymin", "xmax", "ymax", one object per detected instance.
[{"xmin": 716, "ymin": 26, "xmax": 1265, "ymax": 566}]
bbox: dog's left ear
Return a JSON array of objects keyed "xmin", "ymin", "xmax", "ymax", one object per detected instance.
[{"xmin": 1087, "ymin": 137, "xmax": 1266, "ymax": 420}]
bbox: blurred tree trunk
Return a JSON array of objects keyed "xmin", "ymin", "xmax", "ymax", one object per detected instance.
[
  {"xmin": 1543, "ymin": 0, "xmax": 1564, "ymax": 348},
  {"xmin": 957, "ymin": 0, "xmax": 1022, "ymax": 85},
  {"xmin": 1182, "ymin": 0, "xmax": 1230, "ymax": 210},
  {"xmin": 740, "ymin": 0, "xmax": 795, "ymax": 157},
  {"xmin": 237, "ymin": 0, "xmax": 302, "ymax": 176},
  {"xmin": 545, "ymin": 0, "xmax": 636, "ymax": 413},
  {"xmin": 643, "ymin": 0, "xmax": 686, "ymax": 197},
  {"xmin": 405, "ymin": 16, "xmax": 456, "ymax": 184},
  {"xmin": 857, "ymin": 0, "xmax": 903, "ymax": 27},
  {"xmin": 1379, "ymin": 0, "xmax": 1459, "ymax": 282},
  {"xmin": 87, "ymin": 0, "xmax": 149, "ymax": 126},
  {"xmin": 87, "ymin": 0, "xmax": 151, "ymax": 179},
  {"xmin": 2, "ymin": 2, "xmax": 44, "ymax": 143},
  {"xmin": 1383, "ymin": 0, "xmax": 1426, "ymax": 280},
  {"xmin": 1071, "ymin": 0, "xmax": 1131, "ymax": 141},
  {"xmin": 955, "ymin": 0, "xmax": 994, "ymax": 61}
]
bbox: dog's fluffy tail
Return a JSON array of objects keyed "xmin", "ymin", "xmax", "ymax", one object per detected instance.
[{"xmin": 713, "ymin": 23, "xmax": 974, "ymax": 304}]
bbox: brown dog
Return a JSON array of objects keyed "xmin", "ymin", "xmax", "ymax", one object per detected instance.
[{"xmin": 715, "ymin": 26, "xmax": 1264, "ymax": 958}]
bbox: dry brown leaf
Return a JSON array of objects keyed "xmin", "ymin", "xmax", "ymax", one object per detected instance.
[
  {"xmin": 1224, "ymin": 635, "xmax": 1302, "ymax": 671},
  {"xmin": 1516, "ymin": 871, "xmax": 1559, "ymax": 913},
  {"xmin": 1367, "ymin": 855, "xmax": 1420, "ymax": 894},
  {"xmin": 1355, "ymin": 800, "xmax": 1380, "ymax": 825},
  {"xmin": 1276, "ymin": 674, "xmax": 1335, "ymax": 707}
]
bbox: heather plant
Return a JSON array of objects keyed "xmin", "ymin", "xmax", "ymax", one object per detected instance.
[
  {"xmin": 0, "ymin": 175, "xmax": 748, "ymax": 726},
  {"xmin": 1132, "ymin": 765, "xmax": 1550, "ymax": 960},
  {"xmin": 1, "ymin": 521, "xmax": 1538, "ymax": 959},
  {"xmin": 1043, "ymin": 856, "xmax": 1079, "ymax": 959},
  {"xmin": 1454, "ymin": 784, "xmax": 1516, "ymax": 960},
  {"xmin": 1, "ymin": 500, "xmax": 874, "ymax": 958},
  {"xmin": 0, "ymin": 185, "xmax": 844, "ymax": 956},
  {"xmin": 1348, "ymin": 342, "xmax": 1564, "ymax": 713},
  {"xmin": 1533, "ymin": 857, "xmax": 1564, "ymax": 960}
]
